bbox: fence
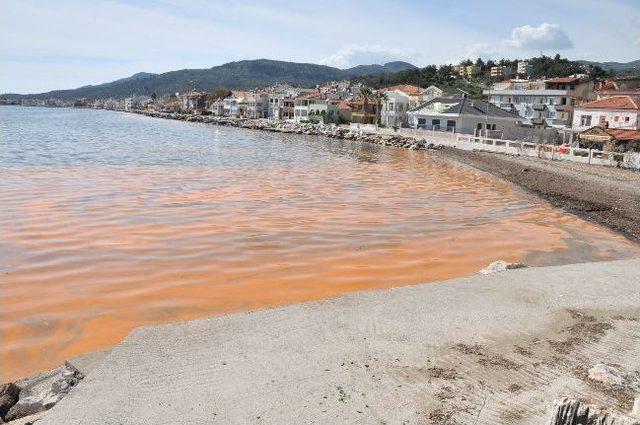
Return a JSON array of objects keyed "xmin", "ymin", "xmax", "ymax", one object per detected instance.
[{"xmin": 451, "ymin": 134, "xmax": 640, "ymax": 170}]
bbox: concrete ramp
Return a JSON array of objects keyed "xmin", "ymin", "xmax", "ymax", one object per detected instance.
[{"xmin": 40, "ymin": 259, "xmax": 640, "ymax": 424}]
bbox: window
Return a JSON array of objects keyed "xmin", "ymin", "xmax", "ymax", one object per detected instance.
[
  {"xmin": 446, "ymin": 120, "xmax": 456, "ymax": 131},
  {"xmin": 388, "ymin": 102, "xmax": 394, "ymax": 111},
  {"xmin": 625, "ymin": 117, "xmax": 630, "ymax": 122},
  {"xmin": 580, "ymin": 115, "xmax": 592, "ymax": 126},
  {"xmin": 614, "ymin": 116, "xmax": 619, "ymax": 122}
]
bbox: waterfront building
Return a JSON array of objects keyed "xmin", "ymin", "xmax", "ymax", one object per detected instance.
[
  {"xmin": 407, "ymin": 95, "xmax": 521, "ymax": 136},
  {"xmin": 349, "ymin": 98, "xmax": 379, "ymax": 124},
  {"xmin": 223, "ymin": 92, "xmax": 248, "ymax": 118},
  {"xmin": 267, "ymin": 93, "xmax": 284, "ymax": 119},
  {"xmin": 208, "ymin": 98, "xmax": 225, "ymax": 116},
  {"xmin": 180, "ymin": 90, "xmax": 207, "ymax": 113},
  {"xmin": 246, "ymin": 92, "xmax": 269, "ymax": 119},
  {"xmin": 282, "ymin": 97, "xmax": 295, "ymax": 121},
  {"xmin": 483, "ymin": 77, "xmax": 594, "ymax": 129},
  {"xmin": 572, "ymin": 95, "xmax": 640, "ymax": 132},
  {"xmin": 330, "ymin": 100, "xmax": 352, "ymax": 123},
  {"xmin": 379, "ymin": 84, "xmax": 444, "ymax": 128}
]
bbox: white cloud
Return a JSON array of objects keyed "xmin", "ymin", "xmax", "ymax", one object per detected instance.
[
  {"xmin": 504, "ymin": 23, "xmax": 574, "ymax": 50},
  {"xmin": 319, "ymin": 45, "xmax": 416, "ymax": 69}
]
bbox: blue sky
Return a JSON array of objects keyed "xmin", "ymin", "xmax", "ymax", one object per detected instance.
[{"xmin": 1, "ymin": 0, "xmax": 639, "ymax": 94}]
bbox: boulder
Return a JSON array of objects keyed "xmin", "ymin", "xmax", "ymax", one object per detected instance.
[
  {"xmin": 588, "ymin": 363, "xmax": 626, "ymax": 387},
  {"xmin": 0, "ymin": 383, "xmax": 20, "ymax": 421},
  {"xmin": 479, "ymin": 260, "xmax": 528, "ymax": 275}
]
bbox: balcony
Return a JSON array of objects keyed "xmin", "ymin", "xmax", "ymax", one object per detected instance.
[
  {"xmin": 532, "ymin": 104, "xmax": 547, "ymax": 111},
  {"xmin": 554, "ymin": 104, "xmax": 570, "ymax": 111}
]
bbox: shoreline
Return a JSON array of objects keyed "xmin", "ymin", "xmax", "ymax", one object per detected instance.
[
  {"xmin": 36, "ymin": 259, "xmax": 640, "ymax": 424},
  {"xmin": 134, "ymin": 110, "xmax": 640, "ymax": 243}
]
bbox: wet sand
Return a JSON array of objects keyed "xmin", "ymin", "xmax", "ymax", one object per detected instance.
[{"xmin": 434, "ymin": 148, "xmax": 640, "ymax": 242}]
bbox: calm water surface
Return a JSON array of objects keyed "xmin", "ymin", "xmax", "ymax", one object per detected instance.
[{"xmin": 1, "ymin": 106, "xmax": 639, "ymax": 380}]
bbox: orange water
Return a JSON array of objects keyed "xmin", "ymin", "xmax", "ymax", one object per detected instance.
[{"xmin": 1, "ymin": 109, "xmax": 639, "ymax": 382}]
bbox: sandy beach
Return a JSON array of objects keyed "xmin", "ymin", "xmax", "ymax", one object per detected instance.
[{"xmin": 35, "ymin": 259, "xmax": 640, "ymax": 424}]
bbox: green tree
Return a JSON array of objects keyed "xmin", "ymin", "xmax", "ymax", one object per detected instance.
[{"xmin": 359, "ymin": 86, "xmax": 374, "ymax": 123}]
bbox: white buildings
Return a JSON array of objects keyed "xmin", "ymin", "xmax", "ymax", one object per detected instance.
[
  {"xmin": 223, "ymin": 92, "xmax": 247, "ymax": 118},
  {"xmin": 407, "ymin": 95, "xmax": 521, "ymax": 136},
  {"xmin": 180, "ymin": 90, "xmax": 206, "ymax": 112},
  {"xmin": 483, "ymin": 77, "xmax": 594, "ymax": 129},
  {"xmin": 246, "ymin": 92, "xmax": 268, "ymax": 119},
  {"xmin": 516, "ymin": 61, "xmax": 532, "ymax": 77},
  {"xmin": 571, "ymin": 95, "xmax": 640, "ymax": 132},
  {"xmin": 380, "ymin": 85, "xmax": 443, "ymax": 128}
]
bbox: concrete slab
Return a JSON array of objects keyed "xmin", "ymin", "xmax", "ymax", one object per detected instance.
[{"xmin": 39, "ymin": 259, "xmax": 640, "ymax": 424}]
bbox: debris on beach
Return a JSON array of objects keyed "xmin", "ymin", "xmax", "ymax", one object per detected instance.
[
  {"xmin": 548, "ymin": 397, "xmax": 640, "ymax": 425},
  {"xmin": 479, "ymin": 260, "xmax": 528, "ymax": 275}
]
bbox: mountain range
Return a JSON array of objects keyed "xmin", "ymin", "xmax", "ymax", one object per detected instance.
[
  {"xmin": 1, "ymin": 60, "xmax": 417, "ymax": 100},
  {"xmin": 577, "ymin": 59, "xmax": 640, "ymax": 74}
]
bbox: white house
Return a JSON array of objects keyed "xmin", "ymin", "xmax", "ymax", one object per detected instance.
[
  {"xmin": 483, "ymin": 77, "xmax": 594, "ymax": 129},
  {"xmin": 407, "ymin": 96, "xmax": 522, "ymax": 136},
  {"xmin": 572, "ymin": 95, "xmax": 640, "ymax": 132},
  {"xmin": 380, "ymin": 85, "xmax": 443, "ymax": 128},
  {"xmin": 245, "ymin": 92, "xmax": 268, "ymax": 119},
  {"xmin": 223, "ymin": 92, "xmax": 247, "ymax": 118}
]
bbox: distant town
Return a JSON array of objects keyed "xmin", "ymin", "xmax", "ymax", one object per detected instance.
[{"xmin": 3, "ymin": 57, "xmax": 639, "ymax": 153}]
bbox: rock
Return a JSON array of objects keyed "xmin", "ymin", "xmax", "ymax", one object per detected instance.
[
  {"xmin": 5, "ymin": 411, "xmax": 45, "ymax": 425},
  {"xmin": 479, "ymin": 260, "xmax": 528, "ymax": 275},
  {"xmin": 0, "ymin": 383, "xmax": 21, "ymax": 421},
  {"xmin": 588, "ymin": 363, "xmax": 626, "ymax": 387},
  {"xmin": 5, "ymin": 362, "xmax": 86, "ymax": 422},
  {"xmin": 4, "ymin": 396, "xmax": 46, "ymax": 422}
]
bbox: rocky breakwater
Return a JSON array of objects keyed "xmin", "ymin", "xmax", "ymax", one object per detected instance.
[{"xmin": 135, "ymin": 111, "xmax": 445, "ymax": 151}]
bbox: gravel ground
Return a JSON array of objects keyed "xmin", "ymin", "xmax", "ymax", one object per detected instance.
[{"xmin": 433, "ymin": 148, "xmax": 640, "ymax": 241}]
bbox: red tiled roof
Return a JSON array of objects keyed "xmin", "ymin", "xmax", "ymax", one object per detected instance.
[
  {"xmin": 580, "ymin": 96, "xmax": 640, "ymax": 110},
  {"xmin": 382, "ymin": 84, "xmax": 424, "ymax": 96},
  {"xmin": 337, "ymin": 100, "xmax": 352, "ymax": 110},
  {"xmin": 298, "ymin": 92, "xmax": 324, "ymax": 100},
  {"xmin": 605, "ymin": 128, "xmax": 640, "ymax": 141},
  {"xmin": 546, "ymin": 77, "xmax": 582, "ymax": 84}
]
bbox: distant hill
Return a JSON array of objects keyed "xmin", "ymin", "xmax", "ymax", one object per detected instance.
[
  {"xmin": 2, "ymin": 59, "xmax": 416, "ymax": 100},
  {"xmin": 577, "ymin": 59, "xmax": 640, "ymax": 74}
]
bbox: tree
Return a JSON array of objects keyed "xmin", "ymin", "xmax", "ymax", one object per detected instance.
[
  {"xmin": 359, "ymin": 86, "xmax": 374, "ymax": 124},
  {"xmin": 373, "ymin": 91, "xmax": 388, "ymax": 126}
]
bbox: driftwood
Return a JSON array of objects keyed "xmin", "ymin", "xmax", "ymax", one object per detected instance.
[{"xmin": 548, "ymin": 398, "xmax": 640, "ymax": 425}]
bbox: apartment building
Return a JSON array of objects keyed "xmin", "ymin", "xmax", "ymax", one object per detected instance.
[{"xmin": 483, "ymin": 77, "xmax": 594, "ymax": 129}]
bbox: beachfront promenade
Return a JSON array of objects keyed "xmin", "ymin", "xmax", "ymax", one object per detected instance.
[{"xmin": 40, "ymin": 259, "xmax": 640, "ymax": 424}]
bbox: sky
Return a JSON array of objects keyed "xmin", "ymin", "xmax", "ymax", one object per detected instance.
[{"xmin": 1, "ymin": 0, "xmax": 639, "ymax": 94}]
